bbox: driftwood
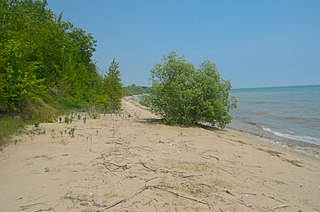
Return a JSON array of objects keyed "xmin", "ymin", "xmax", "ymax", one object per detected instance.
[
  {"xmin": 88, "ymin": 184, "xmax": 211, "ymax": 211},
  {"xmin": 182, "ymin": 172, "xmax": 202, "ymax": 178},
  {"xmin": 139, "ymin": 160, "xmax": 157, "ymax": 172},
  {"xmin": 20, "ymin": 203, "xmax": 50, "ymax": 210},
  {"xmin": 95, "ymin": 186, "xmax": 149, "ymax": 211},
  {"xmin": 35, "ymin": 207, "xmax": 55, "ymax": 212},
  {"xmin": 151, "ymin": 185, "xmax": 212, "ymax": 209},
  {"xmin": 268, "ymin": 204, "xmax": 289, "ymax": 211}
]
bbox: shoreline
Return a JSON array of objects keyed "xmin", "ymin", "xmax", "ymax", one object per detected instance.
[
  {"xmin": 0, "ymin": 98, "xmax": 319, "ymax": 211},
  {"xmin": 227, "ymin": 124, "xmax": 320, "ymax": 159},
  {"xmin": 130, "ymin": 95, "xmax": 320, "ymax": 158}
]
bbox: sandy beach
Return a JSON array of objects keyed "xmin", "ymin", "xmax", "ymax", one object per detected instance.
[{"xmin": 0, "ymin": 97, "xmax": 319, "ymax": 212}]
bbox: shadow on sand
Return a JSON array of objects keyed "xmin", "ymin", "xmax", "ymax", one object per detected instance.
[{"xmin": 138, "ymin": 118, "xmax": 221, "ymax": 132}]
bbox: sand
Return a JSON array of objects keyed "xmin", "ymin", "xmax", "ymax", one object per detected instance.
[{"xmin": 0, "ymin": 97, "xmax": 319, "ymax": 212}]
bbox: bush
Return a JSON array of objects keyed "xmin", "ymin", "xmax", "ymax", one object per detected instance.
[
  {"xmin": 145, "ymin": 52, "xmax": 236, "ymax": 128},
  {"xmin": 91, "ymin": 113, "xmax": 100, "ymax": 119}
]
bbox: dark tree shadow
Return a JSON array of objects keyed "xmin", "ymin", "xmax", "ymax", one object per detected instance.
[
  {"xmin": 196, "ymin": 123, "xmax": 221, "ymax": 131},
  {"xmin": 138, "ymin": 118, "xmax": 164, "ymax": 125},
  {"xmin": 139, "ymin": 118, "xmax": 222, "ymax": 131}
]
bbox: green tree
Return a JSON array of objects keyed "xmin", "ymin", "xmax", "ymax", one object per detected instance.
[
  {"xmin": 145, "ymin": 52, "xmax": 236, "ymax": 128},
  {"xmin": 103, "ymin": 59, "xmax": 122, "ymax": 112},
  {"xmin": 0, "ymin": 39, "xmax": 45, "ymax": 111},
  {"xmin": 0, "ymin": 0, "xmax": 102, "ymax": 112}
]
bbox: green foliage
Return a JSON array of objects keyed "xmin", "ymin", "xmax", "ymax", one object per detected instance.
[
  {"xmin": 122, "ymin": 84, "xmax": 149, "ymax": 96},
  {"xmin": 103, "ymin": 59, "xmax": 122, "ymax": 112},
  {"xmin": 0, "ymin": 115, "xmax": 26, "ymax": 148},
  {"xmin": 91, "ymin": 113, "xmax": 100, "ymax": 119},
  {"xmin": 44, "ymin": 114, "xmax": 58, "ymax": 123},
  {"xmin": 68, "ymin": 128, "xmax": 75, "ymax": 137},
  {"xmin": 64, "ymin": 116, "xmax": 71, "ymax": 124},
  {"xmin": 34, "ymin": 121, "xmax": 40, "ymax": 128},
  {"xmin": 145, "ymin": 52, "xmax": 237, "ymax": 128},
  {"xmin": 0, "ymin": 0, "xmax": 126, "ymax": 146},
  {"xmin": 0, "ymin": 39, "xmax": 45, "ymax": 111},
  {"xmin": 0, "ymin": 0, "xmax": 104, "ymax": 113}
]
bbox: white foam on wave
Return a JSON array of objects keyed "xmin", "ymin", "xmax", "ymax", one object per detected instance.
[{"xmin": 262, "ymin": 127, "xmax": 320, "ymax": 145}]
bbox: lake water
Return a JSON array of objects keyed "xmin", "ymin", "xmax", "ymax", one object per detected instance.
[{"xmin": 229, "ymin": 85, "xmax": 320, "ymax": 145}]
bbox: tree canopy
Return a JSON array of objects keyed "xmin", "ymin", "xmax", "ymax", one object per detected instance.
[
  {"xmin": 0, "ymin": 0, "xmax": 122, "ymax": 116},
  {"xmin": 102, "ymin": 59, "xmax": 122, "ymax": 112},
  {"xmin": 145, "ymin": 52, "xmax": 236, "ymax": 128}
]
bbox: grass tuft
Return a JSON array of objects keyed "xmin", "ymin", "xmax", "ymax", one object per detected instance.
[{"xmin": 0, "ymin": 115, "xmax": 26, "ymax": 149}]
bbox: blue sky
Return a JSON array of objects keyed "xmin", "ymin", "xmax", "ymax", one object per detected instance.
[{"xmin": 48, "ymin": 0, "xmax": 320, "ymax": 88}]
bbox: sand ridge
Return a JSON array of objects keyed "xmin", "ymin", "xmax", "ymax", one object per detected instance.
[{"xmin": 0, "ymin": 97, "xmax": 319, "ymax": 211}]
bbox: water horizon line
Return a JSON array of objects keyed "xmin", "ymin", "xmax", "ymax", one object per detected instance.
[{"xmin": 232, "ymin": 84, "xmax": 320, "ymax": 91}]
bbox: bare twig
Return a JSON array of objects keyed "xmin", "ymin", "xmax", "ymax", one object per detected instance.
[
  {"xmin": 92, "ymin": 184, "xmax": 212, "ymax": 211},
  {"xmin": 20, "ymin": 203, "xmax": 49, "ymax": 210},
  {"xmin": 35, "ymin": 207, "xmax": 55, "ymax": 212},
  {"xmin": 240, "ymin": 192, "xmax": 257, "ymax": 196},
  {"xmin": 150, "ymin": 185, "xmax": 211, "ymax": 209},
  {"xmin": 182, "ymin": 173, "xmax": 202, "ymax": 178},
  {"xmin": 225, "ymin": 189, "xmax": 235, "ymax": 197},
  {"xmin": 201, "ymin": 155, "xmax": 220, "ymax": 161},
  {"xmin": 145, "ymin": 176, "xmax": 158, "ymax": 183},
  {"xmin": 139, "ymin": 160, "xmax": 157, "ymax": 172},
  {"xmin": 96, "ymin": 186, "xmax": 149, "ymax": 211},
  {"xmin": 103, "ymin": 161, "xmax": 129, "ymax": 172},
  {"xmin": 268, "ymin": 204, "xmax": 289, "ymax": 211}
]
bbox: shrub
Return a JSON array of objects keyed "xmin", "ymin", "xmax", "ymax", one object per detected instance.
[
  {"xmin": 91, "ymin": 113, "xmax": 100, "ymax": 119},
  {"xmin": 145, "ymin": 52, "xmax": 236, "ymax": 128}
]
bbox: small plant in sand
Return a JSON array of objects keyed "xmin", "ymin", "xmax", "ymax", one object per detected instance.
[
  {"xmin": 45, "ymin": 114, "xmax": 58, "ymax": 123},
  {"xmin": 68, "ymin": 128, "xmax": 75, "ymax": 138},
  {"xmin": 34, "ymin": 121, "xmax": 40, "ymax": 128},
  {"xmin": 50, "ymin": 129, "xmax": 56, "ymax": 138},
  {"xmin": 83, "ymin": 117, "xmax": 87, "ymax": 123},
  {"xmin": 64, "ymin": 116, "xmax": 71, "ymax": 124},
  {"xmin": 77, "ymin": 114, "xmax": 81, "ymax": 120},
  {"xmin": 91, "ymin": 113, "xmax": 100, "ymax": 119}
]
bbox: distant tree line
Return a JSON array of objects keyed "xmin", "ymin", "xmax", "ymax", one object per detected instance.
[
  {"xmin": 122, "ymin": 84, "xmax": 149, "ymax": 96},
  {"xmin": 0, "ymin": 0, "xmax": 122, "ymax": 117}
]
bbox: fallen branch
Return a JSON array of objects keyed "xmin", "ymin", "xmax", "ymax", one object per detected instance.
[
  {"xmin": 145, "ymin": 176, "xmax": 158, "ymax": 183},
  {"xmin": 96, "ymin": 186, "xmax": 149, "ymax": 211},
  {"xmin": 201, "ymin": 155, "xmax": 220, "ymax": 161},
  {"xmin": 240, "ymin": 192, "xmax": 257, "ymax": 196},
  {"xmin": 139, "ymin": 160, "xmax": 157, "ymax": 172},
  {"xmin": 268, "ymin": 204, "xmax": 289, "ymax": 211},
  {"xmin": 93, "ymin": 184, "xmax": 212, "ymax": 211},
  {"xmin": 182, "ymin": 172, "xmax": 202, "ymax": 178},
  {"xmin": 103, "ymin": 161, "xmax": 129, "ymax": 172},
  {"xmin": 225, "ymin": 189, "xmax": 235, "ymax": 197},
  {"xmin": 35, "ymin": 207, "xmax": 55, "ymax": 212},
  {"xmin": 151, "ymin": 185, "xmax": 211, "ymax": 209},
  {"xmin": 20, "ymin": 203, "xmax": 49, "ymax": 210}
]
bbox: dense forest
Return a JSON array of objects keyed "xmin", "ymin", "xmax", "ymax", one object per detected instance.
[
  {"xmin": 0, "ymin": 0, "xmax": 129, "ymax": 117},
  {"xmin": 0, "ymin": 0, "xmax": 141, "ymax": 146}
]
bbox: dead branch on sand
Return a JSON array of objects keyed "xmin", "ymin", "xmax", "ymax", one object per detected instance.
[{"xmin": 139, "ymin": 160, "xmax": 157, "ymax": 172}]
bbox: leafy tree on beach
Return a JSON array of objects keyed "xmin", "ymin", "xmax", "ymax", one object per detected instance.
[
  {"xmin": 145, "ymin": 52, "xmax": 236, "ymax": 128},
  {"xmin": 103, "ymin": 59, "xmax": 122, "ymax": 112}
]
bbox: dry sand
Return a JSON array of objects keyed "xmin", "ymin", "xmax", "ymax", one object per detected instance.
[{"xmin": 0, "ymin": 97, "xmax": 319, "ymax": 212}]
